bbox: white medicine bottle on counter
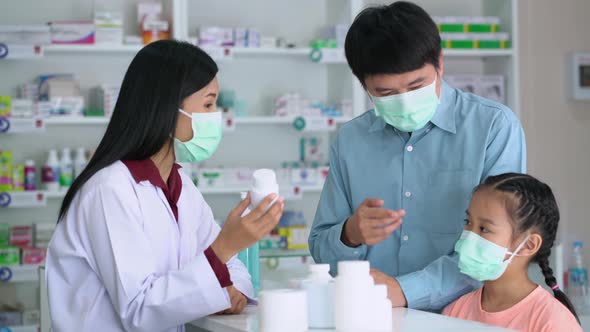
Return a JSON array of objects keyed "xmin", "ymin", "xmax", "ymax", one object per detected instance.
[{"xmin": 301, "ymin": 264, "xmax": 335, "ymax": 329}]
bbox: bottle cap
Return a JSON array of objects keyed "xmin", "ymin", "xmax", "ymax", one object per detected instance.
[
  {"xmin": 309, "ymin": 264, "xmax": 330, "ymax": 275},
  {"xmin": 338, "ymin": 261, "xmax": 370, "ymax": 277},
  {"xmin": 252, "ymin": 169, "xmax": 278, "ymax": 193}
]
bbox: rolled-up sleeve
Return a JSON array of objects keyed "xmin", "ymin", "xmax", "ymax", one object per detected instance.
[
  {"xmin": 397, "ymin": 254, "xmax": 481, "ymax": 311},
  {"xmin": 195, "ymin": 194, "xmax": 254, "ymax": 300}
]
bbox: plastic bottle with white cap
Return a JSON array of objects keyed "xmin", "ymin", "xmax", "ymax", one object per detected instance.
[
  {"xmin": 334, "ymin": 261, "xmax": 374, "ymax": 332},
  {"xmin": 300, "ymin": 264, "xmax": 335, "ymax": 329},
  {"xmin": 369, "ymin": 284, "xmax": 393, "ymax": 332},
  {"xmin": 250, "ymin": 169, "xmax": 279, "ymax": 211},
  {"xmin": 259, "ymin": 289, "xmax": 307, "ymax": 332}
]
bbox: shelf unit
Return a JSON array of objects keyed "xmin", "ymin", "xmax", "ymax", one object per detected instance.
[
  {"xmin": 259, "ymin": 248, "xmax": 311, "ymax": 259},
  {"xmin": 42, "ymin": 116, "xmax": 352, "ymax": 126},
  {"xmin": 0, "ymin": 0, "xmax": 520, "ymax": 318},
  {"xmin": 42, "ymin": 44, "xmax": 513, "ymax": 59},
  {"xmin": 0, "ymin": 265, "xmax": 40, "ymax": 283},
  {"xmin": 2, "ymin": 325, "xmax": 39, "ymax": 332},
  {"xmin": 42, "ymin": 184, "xmax": 323, "ymax": 199}
]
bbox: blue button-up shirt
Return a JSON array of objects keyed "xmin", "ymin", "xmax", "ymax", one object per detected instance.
[{"xmin": 309, "ymin": 80, "xmax": 526, "ymax": 311}]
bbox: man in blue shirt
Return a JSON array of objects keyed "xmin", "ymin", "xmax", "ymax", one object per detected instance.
[{"xmin": 308, "ymin": 1, "xmax": 526, "ymax": 311}]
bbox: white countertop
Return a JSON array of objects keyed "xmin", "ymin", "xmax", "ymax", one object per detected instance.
[{"xmin": 190, "ymin": 305, "xmax": 514, "ymax": 332}]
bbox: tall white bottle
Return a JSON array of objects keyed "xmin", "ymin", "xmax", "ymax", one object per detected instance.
[
  {"xmin": 301, "ymin": 264, "xmax": 335, "ymax": 329},
  {"xmin": 59, "ymin": 148, "xmax": 74, "ymax": 190},
  {"xmin": 42, "ymin": 149, "xmax": 60, "ymax": 192},
  {"xmin": 370, "ymin": 284, "xmax": 393, "ymax": 332},
  {"xmin": 335, "ymin": 261, "xmax": 374, "ymax": 332},
  {"xmin": 74, "ymin": 147, "xmax": 87, "ymax": 178}
]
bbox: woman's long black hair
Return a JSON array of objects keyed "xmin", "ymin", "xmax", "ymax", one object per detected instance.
[
  {"xmin": 58, "ymin": 40, "xmax": 218, "ymax": 220},
  {"xmin": 477, "ymin": 173, "xmax": 580, "ymax": 324}
]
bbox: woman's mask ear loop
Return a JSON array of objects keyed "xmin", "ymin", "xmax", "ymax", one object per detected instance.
[
  {"xmin": 179, "ymin": 108, "xmax": 192, "ymax": 118},
  {"xmin": 173, "ymin": 109, "xmax": 193, "ymax": 140}
]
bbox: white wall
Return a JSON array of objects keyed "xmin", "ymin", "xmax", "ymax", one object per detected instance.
[{"xmin": 519, "ymin": 0, "xmax": 590, "ymax": 267}]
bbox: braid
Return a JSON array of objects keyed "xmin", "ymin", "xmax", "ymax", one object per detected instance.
[
  {"xmin": 538, "ymin": 253, "xmax": 580, "ymax": 323},
  {"xmin": 479, "ymin": 173, "xmax": 580, "ymax": 324}
]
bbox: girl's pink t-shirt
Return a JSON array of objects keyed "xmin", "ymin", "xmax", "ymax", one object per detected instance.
[{"xmin": 443, "ymin": 286, "xmax": 582, "ymax": 332}]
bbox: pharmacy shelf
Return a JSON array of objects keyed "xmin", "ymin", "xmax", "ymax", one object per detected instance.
[
  {"xmin": 234, "ymin": 116, "xmax": 352, "ymax": 125},
  {"xmin": 44, "ymin": 44, "xmax": 142, "ymax": 53},
  {"xmin": 43, "ymin": 116, "xmax": 352, "ymax": 126},
  {"xmin": 231, "ymin": 47, "xmax": 311, "ymax": 56},
  {"xmin": 200, "ymin": 185, "xmax": 323, "ymax": 195},
  {"xmin": 43, "ymin": 184, "xmax": 323, "ymax": 198},
  {"xmin": 444, "ymin": 49, "xmax": 513, "ymax": 57},
  {"xmin": 259, "ymin": 248, "xmax": 311, "ymax": 259},
  {"xmin": 2, "ymin": 325, "xmax": 39, "ymax": 332},
  {"xmin": 0, "ymin": 265, "xmax": 40, "ymax": 283},
  {"xmin": 44, "ymin": 191, "xmax": 65, "ymax": 199},
  {"xmin": 42, "ymin": 44, "xmax": 514, "ymax": 60},
  {"xmin": 43, "ymin": 44, "xmax": 312, "ymax": 57},
  {"xmin": 44, "ymin": 117, "xmax": 109, "ymax": 125}
]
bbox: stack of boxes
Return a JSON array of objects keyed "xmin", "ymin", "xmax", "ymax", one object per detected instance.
[
  {"xmin": 198, "ymin": 26, "xmax": 261, "ymax": 48},
  {"xmin": 310, "ymin": 24, "xmax": 349, "ymax": 49},
  {"xmin": 434, "ymin": 16, "xmax": 510, "ymax": 49},
  {"xmin": 259, "ymin": 211, "xmax": 308, "ymax": 251},
  {"xmin": 446, "ymin": 75, "xmax": 505, "ymax": 104},
  {"xmin": 94, "ymin": 84, "xmax": 121, "ymax": 117},
  {"xmin": 0, "ymin": 224, "xmax": 47, "ymax": 268},
  {"xmin": 273, "ymin": 93, "xmax": 348, "ymax": 118},
  {"xmin": 94, "ymin": 12, "xmax": 124, "ymax": 45},
  {"xmin": 139, "ymin": 2, "xmax": 169, "ymax": 45},
  {"xmin": 0, "ymin": 222, "xmax": 44, "ymax": 326}
]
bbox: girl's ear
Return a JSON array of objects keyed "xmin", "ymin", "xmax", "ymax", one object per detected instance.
[{"xmin": 517, "ymin": 233, "xmax": 543, "ymax": 257}]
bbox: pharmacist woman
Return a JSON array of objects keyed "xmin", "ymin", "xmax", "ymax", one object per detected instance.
[{"xmin": 45, "ymin": 40, "xmax": 285, "ymax": 332}]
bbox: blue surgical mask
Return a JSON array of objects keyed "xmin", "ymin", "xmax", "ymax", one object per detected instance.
[{"xmin": 370, "ymin": 76, "xmax": 440, "ymax": 132}]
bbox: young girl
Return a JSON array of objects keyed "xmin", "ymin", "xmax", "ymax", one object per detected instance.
[{"xmin": 443, "ymin": 173, "xmax": 581, "ymax": 332}]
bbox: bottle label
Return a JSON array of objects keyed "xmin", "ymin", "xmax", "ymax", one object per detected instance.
[
  {"xmin": 569, "ymin": 267, "xmax": 588, "ymax": 286},
  {"xmin": 42, "ymin": 166, "xmax": 56, "ymax": 182},
  {"xmin": 60, "ymin": 166, "xmax": 73, "ymax": 186}
]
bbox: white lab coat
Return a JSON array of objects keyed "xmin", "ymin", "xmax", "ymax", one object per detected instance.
[{"xmin": 46, "ymin": 161, "xmax": 253, "ymax": 332}]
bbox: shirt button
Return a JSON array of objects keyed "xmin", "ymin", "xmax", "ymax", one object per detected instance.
[
  {"xmin": 406, "ymin": 146, "xmax": 414, "ymax": 152},
  {"xmin": 403, "ymin": 235, "xmax": 409, "ymax": 241},
  {"xmin": 405, "ymin": 191, "xmax": 412, "ymax": 198}
]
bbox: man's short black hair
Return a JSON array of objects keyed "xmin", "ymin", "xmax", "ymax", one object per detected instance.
[{"xmin": 345, "ymin": 1, "xmax": 441, "ymax": 85}]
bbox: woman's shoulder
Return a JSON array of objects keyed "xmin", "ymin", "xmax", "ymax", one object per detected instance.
[{"xmin": 72, "ymin": 161, "xmax": 139, "ymax": 206}]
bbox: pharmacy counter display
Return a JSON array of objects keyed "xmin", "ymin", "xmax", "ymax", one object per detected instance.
[{"xmin": 188, "ymin": 306, "xmax": 513, "ymax": 332}]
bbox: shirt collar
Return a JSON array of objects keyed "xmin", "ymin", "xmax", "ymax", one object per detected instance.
[
  {"xmin": 122, "ymin": 159, "xmax": 181, "ymax": 190},
  {"xmin": 368, "ymin": 79, "xmax": 457, "ymax": 134},
  {"xmin": 429, "ymin": 80, "xmax": 457, "ymax": 134}
]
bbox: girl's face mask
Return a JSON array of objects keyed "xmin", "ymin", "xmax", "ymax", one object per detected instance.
[{"xmin": 455, "ymin": 230, "xmax": 530, "ymax": 281}]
